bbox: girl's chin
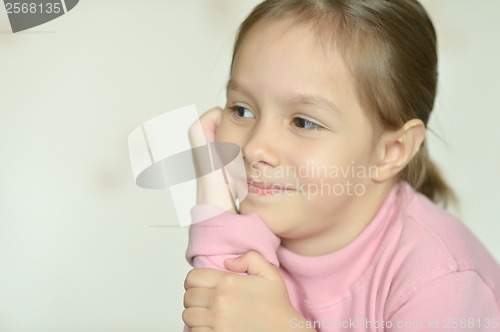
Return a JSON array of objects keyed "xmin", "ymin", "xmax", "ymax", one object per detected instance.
[{"xmin": 239, "ymin": 205, "xmax": 289, "ymax": 235}]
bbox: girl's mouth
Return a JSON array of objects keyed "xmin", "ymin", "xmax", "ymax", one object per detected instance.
[{"xmin": 247, "ymin": 180, "xmax": 293, "ymax": 196}]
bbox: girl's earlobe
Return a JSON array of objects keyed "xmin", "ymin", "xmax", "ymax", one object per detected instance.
[{"xmin": 373, "ymin": 119, "xmax": 426, "ymax": 183}]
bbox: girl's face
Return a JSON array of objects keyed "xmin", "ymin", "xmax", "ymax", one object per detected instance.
[{"xmin": 217, "ymin": 19, "xmax": 386, "ymax": 255}]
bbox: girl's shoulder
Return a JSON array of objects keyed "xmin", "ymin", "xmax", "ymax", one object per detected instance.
[
  {"xmin": 380, "ymin": 182, "xmax": 500, "ymax": 313},
  {"xmin": 394, "ymin": 182, "xmax": 497, "ymax": 274}
]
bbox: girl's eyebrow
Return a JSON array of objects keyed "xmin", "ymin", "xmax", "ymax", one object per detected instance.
[
  {"xmin": 226, "ymin": 79, "xmax": 252, "ymax": 97},
  {"xmin": 227, "ymin": 79, "xmax": 342, "ymax": 118},
  {"xmin": 290, "ymin": 94, "xmax": 343, "ymax": 118}
]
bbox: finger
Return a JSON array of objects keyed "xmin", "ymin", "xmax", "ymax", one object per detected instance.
[
  {"xmin": 224, "ymin": 170, "xmax": 247, "ymax": 214},
  {"xmin": 182, "ymin": 307, "xmax": 213, "ymax": 328},
  {"xmin": 189, "ymin": 120, "xmax": 208, "ymax": 148},
  {"xmin": 224, "ymin": 251, "xmax": 281, "ymax": 281},
  {"xmin": 184, "ymin": 268, "xmax": 225, "ymax": 290},
  {"xmin": 199, "ymin": 107, "xmax": 223, "ymax": 142},
  {"xmin": 184, "ymin": 287, "xmax": 215, "ymax": 308}
]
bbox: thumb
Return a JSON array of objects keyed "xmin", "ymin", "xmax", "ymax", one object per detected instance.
[{"xmin": 224, "ymin": 251, "xmax": 280, "ymax": 281}]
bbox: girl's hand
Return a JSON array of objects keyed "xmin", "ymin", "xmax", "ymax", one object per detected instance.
[
  {"xmin": 183, "ymin": 251, "xmax": 316, "ymax": 332},
  {"xmin": 188, "ymin": 107, "xmax": 237, "ymax": 212}
]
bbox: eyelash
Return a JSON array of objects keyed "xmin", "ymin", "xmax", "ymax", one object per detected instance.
[
  {"xmin": 230, "ymin": 106, "xmax": 254, "ymax": 118},
  {"xmin": 229, "ymin": 106, "xmax": 324, "ymax": 131},
  {"xmin": 292, "ymin": 117, "xmax": 323, "ymax": 131}
]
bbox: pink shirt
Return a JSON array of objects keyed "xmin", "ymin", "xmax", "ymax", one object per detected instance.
[{"xmin": 186, "ymin": 182, "xmax": 500, "ymax": 331}]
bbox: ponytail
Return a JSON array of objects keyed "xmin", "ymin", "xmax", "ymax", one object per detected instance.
[{"xmin": 402, "ymin": 140, "xmax": 456, "ymax": 207}]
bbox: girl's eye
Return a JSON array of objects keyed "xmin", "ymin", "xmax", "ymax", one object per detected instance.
[
  {"xmin": 292, "ymin": 117, "xmax": 322, "ymax": 130},
  {"xmin": 230, "ymin": 106, "xmax": 254, "ymax": 118}
]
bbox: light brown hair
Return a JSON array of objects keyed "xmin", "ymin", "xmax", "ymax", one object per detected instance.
[{"xmin": 230, "ymin": 0, "xmax": 455, "ymax": 206}]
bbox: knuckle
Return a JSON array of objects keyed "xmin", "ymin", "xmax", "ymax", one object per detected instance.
[
  {"xmin": 181, "ymin": 308, "xmax": 190, "ymax": 325},
  {"xmin": 183, "ymin": 288, "xmax": 191, "ymax": 308},
  {"xmin": 184, "ymin": 269, "xmax": 196, "ymax": 290},
  {"xmin": 182, "ymin": 308, "xmax": 202, "ymax": 326},
  {"xmin": 220, "ymin": 272, "xmax": 238, "ymax": 287},
  {"xmin": 183, "ymin": 308, "xmax": 208, "ymax": 328},
  {"xmin": 188, "ymin": 120, "xmax": 200, "ymax": 136},
  {"xmin": 245, "ymin": 250, "xmax": 260, "ymax": 261},
  {"xmin": 246, "ymin": 250, "xmax": 258, "ymax": 258},
  {"xmin": 209, "ymin": 106, "xmax": 222, "ymax": 114},
  {"xmin": 212, "ymin": 293, "xmax": 229, "ymax": 312}
]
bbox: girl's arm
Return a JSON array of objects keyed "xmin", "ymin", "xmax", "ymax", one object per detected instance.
[
  {"xmin": 186, "ymin": 205, "xmax": 280, "ymax": 270},
  {"xmin": 184, "ymin": 200, "xmax": 282, "ymax": 331}
]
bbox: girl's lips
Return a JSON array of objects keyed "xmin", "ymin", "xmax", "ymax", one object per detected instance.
[{"xmin": 247, "ymin": 180, "xmax": 292, "ymax": 196}]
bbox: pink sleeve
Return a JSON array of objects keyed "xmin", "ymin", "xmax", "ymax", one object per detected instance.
[
  {"xmin": 185, "ymin": 204, "xmax": 281, "ymax": 269},
  {"xmin": 183, "ymin": 206, "xmax": 280, "ymax": 332},
  {"xmin": 388, "ymin": 271, "xmax": 500, "ymax": 331}
]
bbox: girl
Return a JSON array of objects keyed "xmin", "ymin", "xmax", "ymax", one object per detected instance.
[{"xmin": 183, "ymin": 0, "xmax": 500, "ymax": 331}]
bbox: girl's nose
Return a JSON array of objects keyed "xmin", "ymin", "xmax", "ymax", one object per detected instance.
[
  {"xmin": 242, "ymin": 120, "xmax": 280, "ymax": 170},
  {"xmin": 242, "ymin": 121, "xmax": 284, "ymax": 168}
]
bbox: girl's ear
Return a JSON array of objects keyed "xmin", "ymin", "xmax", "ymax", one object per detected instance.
[{"xmin": 373, "ymin": 119, "xmax": 426, "ymax": 183}]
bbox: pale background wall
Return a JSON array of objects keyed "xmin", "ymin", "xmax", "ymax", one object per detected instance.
[{"xmin": 0, "ymin": 1, "xmax": 498, "ymax": 331}]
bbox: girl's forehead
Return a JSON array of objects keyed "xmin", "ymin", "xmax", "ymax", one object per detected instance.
[
  {"xmin": 233, "ymin": 19, "xmax": 354, "ymax": 94},
  {"xmin": 238, "ymin": 18, "xmax": 340, "ymax": 60}
]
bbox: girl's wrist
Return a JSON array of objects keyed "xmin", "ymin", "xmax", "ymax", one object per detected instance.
[{"xmin": 195, "ymin": 177, "xmax": 236, "ymax": 213}]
